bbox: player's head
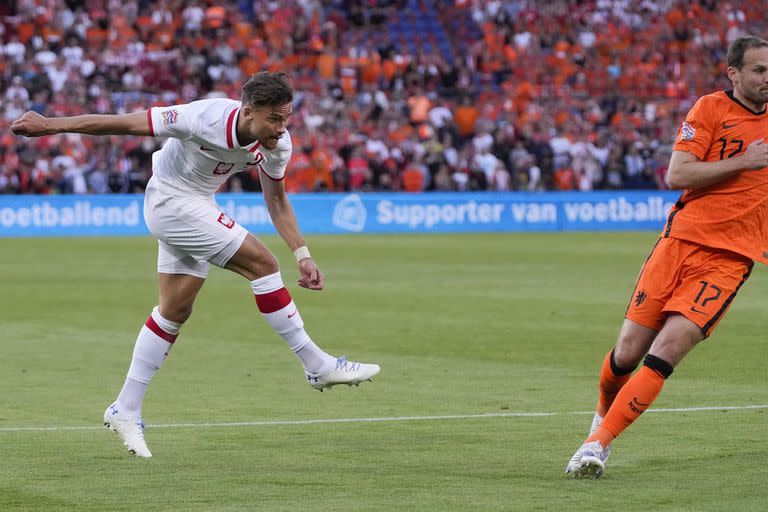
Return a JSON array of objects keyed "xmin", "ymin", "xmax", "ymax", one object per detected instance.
[
  {"xmin": 240, "ymin": 71, "xmax": 294, "ymax": 149},
  {"xmin": 726, "ymin": 35, "xmax": 768, "ymax": 109}
]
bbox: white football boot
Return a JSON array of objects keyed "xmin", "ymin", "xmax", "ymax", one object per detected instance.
[
  {"xmin": 305, "ymin": 356, "xmax": 380, "ymax": 391},
  {"xmin": 565, "ymin": 440, "xmax": 609, "ymax": 479},
  {"xmin": 103, "ymin": 402, "xmax": 152, "ymax": 458},
  {"xmin": 589, "ymin": 412, "xmax": 611, "ymax": 462}
]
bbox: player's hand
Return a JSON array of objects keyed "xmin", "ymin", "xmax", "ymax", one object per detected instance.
[
  {"xmin": 297, "ymin": 258, "xmax": 324, "ymax": 290},
  {"xmin": 739, "ymin": 138, "xmax": 768, "ymax": 170},
  {"xmin": 10, "ymin": 111, "xmax": 53, "ymax": 137}
]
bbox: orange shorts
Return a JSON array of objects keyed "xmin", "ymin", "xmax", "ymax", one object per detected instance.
[{"xmin": 625, "ymin": 237, "xmax": 754, "ymax": 336}]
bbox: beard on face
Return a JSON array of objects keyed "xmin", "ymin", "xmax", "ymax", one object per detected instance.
[{"xmin": 743, "ymin": 84, "xmax": 768, "ymax": 106}]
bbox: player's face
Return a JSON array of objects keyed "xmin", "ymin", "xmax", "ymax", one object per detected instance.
[
  {"xmin": 730, "ymin": 47, "xmax": 768, "ymax": 109},
  {"xmin": 245, "ymin": 103, "xmax": 293, "ymax": 150}
]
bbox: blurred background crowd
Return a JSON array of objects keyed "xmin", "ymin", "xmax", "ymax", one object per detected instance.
[{"xmin": 0, "ymin": 0, "xmax": 765, "ymax": 195}]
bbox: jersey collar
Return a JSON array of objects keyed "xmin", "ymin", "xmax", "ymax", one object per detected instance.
[
  {"xmin": 725, "ymin": 90, "xmax": 767, "ymax": 115},
  {"xmin": 226, "ymin": 106, "xmax": 262, "ymax": 153}
]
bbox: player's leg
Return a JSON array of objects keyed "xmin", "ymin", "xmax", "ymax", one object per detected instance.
[
  {"xmin": 596, "ymin": 320, "xmax": 656, "ymax": 418},
  {"xmin": 585, "ymin": 314, "xmax": 702, "ymax": 448},
  {"xmin": 585, "ymin": 320, "xmax": 656, "ymax": 463},
  {"xmin": 104, "ymin": 272, "xmax": 205, "ymax": 457},
  {"xmin": 567, "ymin": 239, "xmax": 673, "ymax": 478},
  {"xmin": 592, "ymin": 239, "xmax": 671, "ymax": 422},
  {"xmin": 112, "ymin": 273, "xmax": 205, "ymax": 413},
  {"xmin": 104, "ymin": 236, "xmax": 209, "ymax": 457},
  {"xmin": 224, "ymin": 233, "xmax": 380, "ymax": 390}
]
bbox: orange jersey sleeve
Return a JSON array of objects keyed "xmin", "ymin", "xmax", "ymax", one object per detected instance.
[{"xmin": 673, "ymin": 95, "xmax": 722, "ymax": 160}]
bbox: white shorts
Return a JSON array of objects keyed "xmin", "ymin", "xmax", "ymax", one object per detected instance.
[{"xmin": 144, "ymin": 177, "xmax": 248, "ymax": 278}]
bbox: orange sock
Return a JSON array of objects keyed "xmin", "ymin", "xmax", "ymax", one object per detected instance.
[
  {"xmin": 587, "ymin": 356, "xmax": 672, "ymax": 448},
  {"xmin": 596, "ymin": 350, "xmax": 634, "ymax": 417}
]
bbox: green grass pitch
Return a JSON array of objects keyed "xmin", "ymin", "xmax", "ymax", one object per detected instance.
[{"xmin": 1, "ymin": 232, "xmax": 766, "ymax": 511}]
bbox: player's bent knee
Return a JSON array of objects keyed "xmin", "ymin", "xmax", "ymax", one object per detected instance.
[
  {"xmin": 611, "ymin": 345, "xmax": 642, "ymax": 372},
  {"xmin": 608, "ymin": 348, "xmax": 636, "ymax": 376}
]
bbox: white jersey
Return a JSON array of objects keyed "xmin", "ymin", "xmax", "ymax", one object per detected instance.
[{"xmin": 148, "ymin": 98, "xmax": 292, "ymax": 196}]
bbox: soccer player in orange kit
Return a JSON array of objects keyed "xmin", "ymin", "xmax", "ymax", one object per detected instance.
[{"xmin": 566, "ymin": 35, "xmax": 768, "ymax": 478}]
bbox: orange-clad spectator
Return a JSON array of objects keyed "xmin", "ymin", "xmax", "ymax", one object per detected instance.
[
  {"xmin": 240, "ymin": 54, "xmax": 262, "ymax": 77},
  {"xmin": 316, "ymin": 51, "xmax": 336, "ymax": 80},
  {"xmin": 17, "ymin": 21, "xmax": 35, "ymax": 44},
  {"xmin": 134, "ymin": 14, "xmax": 154, "ymax": 40},
  {"xmin": 311, "ymin": 147, "xmax": 338, "ymax": 191},
  {"xmin": 407, "ymin": 93, "xmax": 431, "ymax": 125},
  {"xmin": 284, "ymin": 147, "xmax": 312, "ymax": 193},
  {"xmin": 205, "ymin": 5, "xmax": 226, "ymax": 30},
  {"xmin": 554, "ymin": 166, "xmax": 575, "ymax": 191},
  {"xmin": 233, "ymin": 20, "xmax": 252, "ymax": 41},
  {"xmin": 340, "ymin": 67, "xmax": 357, "ymax": 97},
  {"xmin": 401, "ymin": 163, "xmax": 426, "ymax": 192},
  {"xmin": 86, "ymin": 25, "xmax": 109, "ymax": 49},
  {"xmin": 387, "ymin": 123, "xmax": 415, "ymax": 145},
  {"xmin": 381, "ymin": 59, "xmax": 397, "ymax": 82},
  {"xmin": 360, "ymin": 53, "xmax": 381, "ymax": 85},
  {"xmin": 454, "ymin": 97, "xmax": 479, "ymax": 138}
]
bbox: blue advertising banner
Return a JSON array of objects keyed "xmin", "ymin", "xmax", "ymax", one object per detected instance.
[{"xmin": 0, "ymin": 191, "xmax": 682, "ymax": 238}]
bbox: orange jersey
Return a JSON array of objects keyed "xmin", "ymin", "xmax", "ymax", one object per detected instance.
[{"xmin": 666, "ymin": 90, "xmax": 768, "ymax": 264}]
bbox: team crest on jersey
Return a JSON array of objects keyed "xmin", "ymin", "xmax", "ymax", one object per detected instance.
[
  {"xmin": 217, "ymin": 213, "xmax": 235, "ymax": 229},
  {"xmin": 679, "ymin": 121, "xmax": 695, "ymax": 141},
  {"xmin": 161, "ymin": 109, "xmax": 179, "ymax": 126}
]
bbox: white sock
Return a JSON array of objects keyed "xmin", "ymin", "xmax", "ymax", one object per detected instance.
[
  {"xmin": 251, "ymin": 272, "xmax": 335, "ymax": 373},
  {"xmin": 116, "ymin": 306, "xmax": 181, "ymax": 414}
]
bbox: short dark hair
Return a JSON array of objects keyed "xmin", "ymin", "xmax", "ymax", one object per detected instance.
[
  {"xmin": 727, "ymin": 35, "xmax": 768, "ymax": 70},
  {"xmin": 241, "ymin": 71, "xmax": 293, "ymax": 109}
]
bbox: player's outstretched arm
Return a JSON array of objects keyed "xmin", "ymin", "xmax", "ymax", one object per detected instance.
[
  {"xmin": 260, "ymin": 172, "xmax": 324, "ymax": 290},
  {"xmin": 667, "ymin": 140, "xmax": 768, "ymax": 189},
  {"xmin": 10, "ymin": 110, "xmax": 152, "ymax": 138}
]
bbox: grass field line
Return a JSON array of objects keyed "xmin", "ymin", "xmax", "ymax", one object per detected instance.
[{"xmin": 0, "ymin": 404, "xmax": 766, "ymax": 433}]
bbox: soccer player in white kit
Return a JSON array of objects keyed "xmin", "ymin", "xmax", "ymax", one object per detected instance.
[{"xmin": 10, "ymin": 72, "xmax": 380, "ymax": 458}]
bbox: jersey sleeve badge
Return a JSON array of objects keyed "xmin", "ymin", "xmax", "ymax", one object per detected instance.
[
  {"xmin": 161, "ymin": 109, "xmax": 179, "ymax": 126},
  {"xmin": 679, "ymin": 121, "xmax": 695, "ymax": 141}
]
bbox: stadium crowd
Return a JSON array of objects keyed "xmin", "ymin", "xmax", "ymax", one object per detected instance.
[{"xmin": 0, "ymin": 0, "xmax": 764, "ymax": 195}]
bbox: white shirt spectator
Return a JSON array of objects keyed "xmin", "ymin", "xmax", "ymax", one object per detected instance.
[
  {"xmin": 443, "ymin": 146, "xmax": 459, "ymax": 168},
  {"xmin": 365, "ymin": 138, "xmax": 389, "ymax": 161},
  {"xmin": 472, "ymin": 131, "xmax": 494, "ymax": 153},
  {"xmin": 492, "ymin": 163, "xmax": 511, "ymax": 191},
  {"xmin": 3, "ymin": 37, "xmax": 27, "ymax": 64},
  {"xmin": 61, "ymin": 44, "xmax": 84, "ymax": 66},
  {"xmin": 550, "ymin": 134, "xmax": 572, "ymax": 158},
  {"xmin": 46, "ymin": 62, "xmax": 69, "ymax": 93},
  {"xmin": 579, "ymin": 30, "xmax": 596, "ymax": 48},
  {"xmin": 5, "ymin": 78, "xmax": 29, "ymax": 103},
  {"xmin": 428, "ymin": 104, "xmax": 453, "ymax": 129},
  {"xmin": 624, "ymin": 149, "xmax": 645, "ymax": 177},
  {"xmin": 452, "ymin": 170, "xmax": 469, "ymax": 191},
  {"xmin": 4, "ymin": 97, "xmax": 28, "ymax": 121},
  {"xmin": 182, "ymin": 3, "xmax": 205, "ymax": 31},
  {"xmin": 473, "ymin": 149, "xmax": 499, "ymax": 183},
  {"xmin": 35, "ymin": 48, "xmax": 58, "ymax": 68},
  {"xmin": 527, "ymin": 164, "xmax": 541, "ymax": 191},
  {"xmin": 514, "ymin": 31, "xmax": 532, "ymax": 50},
  {"xmin": 588, "ymin": 142, "xmax": 610, "ymax": 166}
]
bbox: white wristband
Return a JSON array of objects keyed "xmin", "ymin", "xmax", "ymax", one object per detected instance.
[{"xmin": 293, "ymin": 246, "xmax": 311, "ymax": 262}]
